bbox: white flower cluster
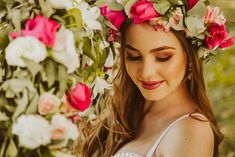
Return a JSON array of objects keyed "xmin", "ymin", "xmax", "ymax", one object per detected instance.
[{"xmin": 12, "ymin": 114, "xmax": 79, "ymax": 149}]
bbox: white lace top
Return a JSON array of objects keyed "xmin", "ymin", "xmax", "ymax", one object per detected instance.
[{"xmin": 112, "ymin": 113, "xmax": 205, "ymax": 157}]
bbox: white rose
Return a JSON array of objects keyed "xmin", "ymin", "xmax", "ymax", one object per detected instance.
[
  {"xmin": 12, "ymin": 115, "xmax": 52, "ymax": 149},
  {"xmin": 49, "ymin": 0, "xmax": 73, "ymax": 10},
  {"xmin": 5, "ymin": 36, "xmax": 47, "ymax": 67},
  {"xmin": 78, "ymin": 3, "xmax": 102, "ymax": 30},
  {"xmin": 51, "ymin": 114, "xmax": 79, "ymax": 147},
  {"xmin": 51, "ymin": 27, "xmax": 80, "ymax": 73}
]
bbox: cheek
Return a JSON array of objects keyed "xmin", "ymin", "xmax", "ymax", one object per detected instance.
[
  {"xmin": 125, "ymin": 61, "xmax": 138, "ymax": 81},
  {"xmin": 162, "ymin": 55, "xmax": 186, "ymax": 84}
]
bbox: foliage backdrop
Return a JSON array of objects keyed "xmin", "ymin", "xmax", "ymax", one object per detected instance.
[{"xmin": 206, "ymin": 0, "xmax": 235, "ymax": 156}]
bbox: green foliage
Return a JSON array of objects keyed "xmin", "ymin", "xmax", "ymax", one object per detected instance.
[
  {"xmin": 204, "ymin": 1, "xmax": 235, "ymax": 156},
  {"xmin": 204, "ymin": 48, "xmax": 235, "ymax": 157}
]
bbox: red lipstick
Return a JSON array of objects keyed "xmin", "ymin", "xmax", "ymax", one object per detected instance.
[{"xmin": 140, "ymin": 80, "xmax": 164, "ymax": 90}]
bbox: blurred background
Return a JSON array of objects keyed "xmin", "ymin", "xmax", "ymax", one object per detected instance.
[{"xmin": 206, "ymin": 1, "xmax": 235, "ymax": 156}]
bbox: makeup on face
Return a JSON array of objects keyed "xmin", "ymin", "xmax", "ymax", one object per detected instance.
[
  {"xmin": 124, "ymin": 23, "xmax": 187, "ymax": 101},
  {"xmin": 124, "ymin": 44, "xmax": 175, "ymax": 62}
]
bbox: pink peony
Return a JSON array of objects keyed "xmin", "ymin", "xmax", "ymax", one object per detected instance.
[
  {"xmin": 205, "ymin": 23, "xmax": 233, "ymax": 49},
  {"xmin": 38, "ymin": 93, "xmax": 61, "ymax": 115},
  {"xmin": 100, "ymin": 5, "xmax": 126, "ymax": 29},
  {"xmin": 130, "ymin": 0, "xmax": 159, "ymax": 24},
  {"xmin": 11, "ymin": 16, "xmax": 60, "ymax": 47},
  {"xmin": 66, "ymin": 83, "xmax": 91, "ymax": 112},
  {"xmin": 203, "ymin": 6, "xmax": 226, "ymax": 25},
  {"xmin": 187, "ymin": 0, "xmax": 199, "ymax": 10}
]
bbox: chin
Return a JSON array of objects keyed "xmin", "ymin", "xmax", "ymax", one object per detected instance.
[{"xmin": 141, "ymin": 91, "xmax": 167, "ymax": 101}]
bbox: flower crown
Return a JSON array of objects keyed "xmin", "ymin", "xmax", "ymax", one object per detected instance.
[{"xmin": 97, "ymin": 0, "xmax": 234, "ymax": 60}]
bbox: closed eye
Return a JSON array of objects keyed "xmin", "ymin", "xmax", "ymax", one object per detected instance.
[
  {"xmin": 126, "ymin": 56, "xmax": 172, "ymax": 62},
  {"xmin": 156, "ymin": 56, "xmax": 172, "ymax": 62},
  {"xmin": 126, "ymin": 55, "xmax": 141, "ymax": 61}
]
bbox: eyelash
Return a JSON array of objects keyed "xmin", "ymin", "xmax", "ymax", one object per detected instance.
[{"xmin": 126, "ymin": 56, "xmax": 172, "ymax": 62}]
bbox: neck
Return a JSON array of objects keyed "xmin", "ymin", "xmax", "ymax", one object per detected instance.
[{"xmin": 143, "ymin": 83, "xmax": 197, "ymax": 117}]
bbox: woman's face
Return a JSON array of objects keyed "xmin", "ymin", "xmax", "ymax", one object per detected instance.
[{"xmin": 124, "ymin": 23, "xmax": 187, "ymax": 101}]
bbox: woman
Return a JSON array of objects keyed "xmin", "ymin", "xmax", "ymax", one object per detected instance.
[{"xmin": 77, "ymin": 0, "xmax": 233, "ymax": 156}]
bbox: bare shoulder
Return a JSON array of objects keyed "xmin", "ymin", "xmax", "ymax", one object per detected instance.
[{"xmin": 156, "ymin": 114, "xmax": 214, "ymax": 157}]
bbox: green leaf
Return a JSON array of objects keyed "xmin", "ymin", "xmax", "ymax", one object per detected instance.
[
  {"xmin": 104, "ymin": 20, "xmax": 118, "ymax": 30},
  {"xmin": 40, "ymin": 68, "xmax": 48, "ymax": 82},
  {"xmin": 0, "ymin": 0, "xmax": 5, "ymax": 10},
  {"xmin": 38, "ymin": 0, "xmax": 54, "ymax": 17},
  {"xmin": 0, "ymin": 137, "xmax": 8, "ymax": 157},
  {"xmin": 94, "ymin": 0, "xmax": 107, "ymax": 7},
  {"xmin": 124, "ymin": 0, "xmax": 138, "ymax": 17},
  {"xmin": 167, "ymin": 0, "xmax": 183, "ymax": 5},
  {"xmin": 0, "ymin": 66, "xmax": 2, "ymax": 83},
  {"xmin": 120, "ymin": 0, "xmax": 130, "ymax": 5},
  {"xmin": 45, "ymin": 59, "xmax": 57, "ymax": 88},
  {"xmin": 108, "ymin": 0, "xmax": 124, "ymax": 11},
  {"xmin": 25, "ymin": 92, "xmax": 39, "ymax": 114},
  {"xmin": 0, "ymin": 111, "xmax": 9, "ymax": 121},
  {"xmin": 58, "ymin": 65, "xmax": 68, "ymax": 98},
  {"xmin": 11, "ymin": 9, "xmax": 21, "ymax": 33},
  {"xmin": 187, "ymin": 0, "xmax": 206, "ymax": 18},
  {"xmin": 22, "ymin": 57, "xmax": 43, "ymax": 77},
  {"xmin": 83, "ymin": 37, "xmax": 96, "ymax": 61},
  {"xmin": 0, "ymin": 28, "xmax": 10, "ymax": 50},
  {"xmin": 65, "ymin": 8, "xmax": 82, "ymax": 31},
  {"xmin": 185, "ymin": 16, "xmax": 205, "ymax": 37},
  {"xmin": 98, "ymin": 50, "xmax": 107, "ymax": 68},
  {"xmin": 12, "ymin": 89, "xmax": 28, "ymax": 121},
  {"xmin": 5, "ymin": 138, "xmax": 18, "ymax": 157},
  {"xmin": 3, "ymin": 104, "xmax": 15, "ymax": 113},
  {"xmin": 153, "ymin": 0, "xmax": 171, "ymax": 15},
  {"xmin": 0, "ymin": 96, "xmax": 8, "ymax": 107},
  {"xmin": 38, "ymin": 146, "xmax": 55, "ymax": 157}
]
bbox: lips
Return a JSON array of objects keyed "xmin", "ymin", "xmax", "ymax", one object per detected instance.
[{"xmin": 140, "ymin": 80, "xmax": 164, "ymax": 90}]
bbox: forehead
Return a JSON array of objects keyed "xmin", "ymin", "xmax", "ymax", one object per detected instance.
[{"xmin": 125, "ymin": 23, "xmax": 183, "ymax": 51}]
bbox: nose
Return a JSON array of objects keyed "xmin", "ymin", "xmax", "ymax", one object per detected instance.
[{"xmin": 138, "ymin": 58, "xmax": 156, "ymax": 80}]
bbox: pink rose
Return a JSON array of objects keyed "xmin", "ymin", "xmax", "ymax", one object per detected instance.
[
  {"xmin": 130, "ymin": 0, "xmax": 159, "ymax": 24},
  {"xmin": 11, "ymin": 16, "xmax": 60, "ymax": 47},
  {"xmin": 149, "ymin": 17, "xmax": 170, "ymax": 32},
  {"xmin": 203, "ymin": 6, "xmax": 226, "ymax": 25},
  {"xmin": 205, "ymin": 23, "xmax": 233, "ymax": 49},
  {"xmin": 219, "ymin": 37, "xmax": 234, "ymax": 48},
  {"xmin": 187, "ymin": 0, "xmax": 199, "ymax": 10},
  {"xmin": 66, "ymin": 83, "xmax": 91, "ymax": 112},
  {"xmin": 51, "ymin": 114, "xmax": 79, "ymax": 141},
  {"xmin": 51, "ymin": 127, "xmax": 66, "ymax": 140},
  {"xmin": 38, "ymin": 93, "xmax": 61, "ymax": 115},
  {"xmin": 169, "ymin": 8, "xmax": 184, "ymax": 31},
  {"xmin": 100, "ymin": 5, "xmax": 126, "ymax": 29}
]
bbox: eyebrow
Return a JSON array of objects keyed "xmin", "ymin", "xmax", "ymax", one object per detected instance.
[{"xmin": 125, "ymin": 44, "xmax": 176, "ymax": 53}]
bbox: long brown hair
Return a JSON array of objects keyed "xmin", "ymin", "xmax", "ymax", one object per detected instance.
[{"xmin": 77, "ymin": 22, "xmax": 223, "ymax": 157}]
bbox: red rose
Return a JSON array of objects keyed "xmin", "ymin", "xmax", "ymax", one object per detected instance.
[
  {"xmin": 205, "ymin": 23, "xmax": 233, "ymax": 49},
  {"xmin": 100, "ymin": 5, "xmax": 126, "ymax": 29},
  {"xmin": 11, "ymin": 16, "xmax": 60, "ymax": 47},
  {"xmin": 66, "ymin": 83, "xmax": 91, "ymax": 112},
  {"xmin": 130, "ymin": 0, "xmax": 159, "ymax": 24},
  {"xmin": 187, "ymin": 0, "xmax": 199, "ymax": 10}
]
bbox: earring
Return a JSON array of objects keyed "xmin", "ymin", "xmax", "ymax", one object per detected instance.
[{"xmin": 188, "ymin": 62, "xmax": 192, "ymax": 80}]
